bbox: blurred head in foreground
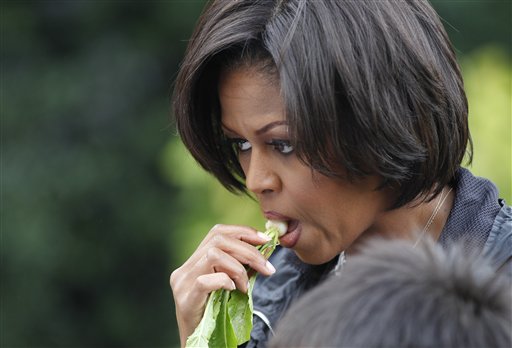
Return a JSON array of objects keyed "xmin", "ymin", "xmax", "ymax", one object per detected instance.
[{"xmin": 269, "ymin": 237, "xmax": 512, "ymax": 348}]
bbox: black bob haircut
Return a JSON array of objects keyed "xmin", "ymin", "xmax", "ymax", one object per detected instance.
[{"xmin": 173, "ymin": 0, "xmax": 471, "ymax": 208}]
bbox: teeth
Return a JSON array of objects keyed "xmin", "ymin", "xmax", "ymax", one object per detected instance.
[{"xmin": 266, "ymin": 220, "xmax": 288, "ymax": 237}]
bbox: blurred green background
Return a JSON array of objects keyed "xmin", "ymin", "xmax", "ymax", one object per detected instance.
[{"xmin": 1, "ymin": 1, "xmax": 510, "ymax": 347}]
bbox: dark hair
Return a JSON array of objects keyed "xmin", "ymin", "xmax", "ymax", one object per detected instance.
[
  {"xmin": 173, "ymin": 0, "xmax": 471, "ymax": 208},
  {"xmin": 269, "ymin": 238, "xmax": 512, "ymax": 348}
]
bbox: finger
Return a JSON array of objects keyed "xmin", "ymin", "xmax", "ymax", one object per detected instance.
[
  {"xmin": 198, "ymin": 247, "xmax": 251, "ymax": 292},
  {"xmin": 186, "ymin": 243, "xmax": 269, "ymax": 292},
  {"xmin": 199, "ymin": 224, "xmax": 270, "ymax": 249},
  {"xmin": 173, "ymin": 272, "xmax": 237, "ymax": 344},
  {"xmin": 206, "ymin": 235, "xmax": 275, "ymax": 276},
  {"xmin": 187, "ymin": 273, "xmax": 237, "ymax": 305},
  {"xmin": 184, "ymin": 225, "xmax": 271, "ymax": 270}
]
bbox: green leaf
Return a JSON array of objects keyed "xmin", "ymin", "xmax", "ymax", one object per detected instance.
[
  {"xmin": 185, "ymin": 290, "xmax": 223, "ymax": 347},
  {"xmin": 209, "ymin": 290, "xmax": 238, "ymax": 348},
  {"xmin": 227, "ymin": 276, "xmax": 257, "ymax": 344}
]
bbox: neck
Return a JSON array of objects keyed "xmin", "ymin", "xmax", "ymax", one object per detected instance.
[{"xmin": 347, "ymin": 186, "xmax": 455, "ymax": 255}]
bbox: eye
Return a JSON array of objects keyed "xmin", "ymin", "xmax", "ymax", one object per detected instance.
[
  {"xmin": 229, "ymin": 138, "xmax": 252, "ymax": 153},
  {"xmin": 268, "ymin": 139, "xmax": 294, "ymax": 155}
]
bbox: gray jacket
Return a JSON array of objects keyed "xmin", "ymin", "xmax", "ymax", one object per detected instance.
[{"xmin": 243, "ymin": 168, "xmax": 512, "ymax": 348}]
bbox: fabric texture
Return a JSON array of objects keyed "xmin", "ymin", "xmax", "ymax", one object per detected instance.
[
  {"xmin": 483, "ymin": 202, "xmax": 512, "ymax": 277},
  {"xmin": 439, "ymin": 168, "xmax": 501, "ymax": 250}
]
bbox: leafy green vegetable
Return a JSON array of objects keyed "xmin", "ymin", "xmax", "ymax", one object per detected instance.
[
  {"xmin": 227, "ymin": 276, "xmax": 256, "ymax": 344},
  {"xmin": 185, "ymin": 221, "xmax": 282, "ymax": 348},
  {"xmin": 209, "ymin": 290, "xmax": 237, "ymax": 347},
  {"xmin": 184, "ymin": 289, "xmax": 223, "ymax": 347}
]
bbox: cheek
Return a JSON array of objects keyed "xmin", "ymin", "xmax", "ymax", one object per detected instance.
[
  {"xmin": 290, "ymin": 175, "xmax": 381, "ymax": 232},
  {"xmin": 286, "ymin": 176, "xmax": 340, "ymax": 225},
  {"xmin": 283, "ymin": 171, "xmax": 322, "ymax": 205}
]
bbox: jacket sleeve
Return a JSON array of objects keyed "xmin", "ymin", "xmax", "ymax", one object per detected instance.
[{"xmin": 483, "ymin": 201, "xmax": 512, "ymax": 278}]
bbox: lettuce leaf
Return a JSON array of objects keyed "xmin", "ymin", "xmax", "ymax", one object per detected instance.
[
  {"xmin": 184, "ymin": 289, "xmax": 223, "ymax": 347},
  {"xmin": 227, "ymin": 276, "xmax": 257, "ymax": 344},
  {"xmin": 209, "ymin": 290, "xmax": 238, "ymax": 347}
]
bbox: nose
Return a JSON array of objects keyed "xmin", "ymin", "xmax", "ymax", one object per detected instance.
[{"xmin": 244, "ymin": 151, "xmax": 281, "ymax": 196}]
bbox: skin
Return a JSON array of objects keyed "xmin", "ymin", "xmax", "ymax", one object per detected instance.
[{"xmin": 170, "ymin": 66, "xmax": 455, "ymax": 346}]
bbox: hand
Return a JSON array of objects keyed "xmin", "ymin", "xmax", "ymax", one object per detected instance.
[{"xmin": 169, "ymin": 224, "xmax": 276, "ymax": 347}]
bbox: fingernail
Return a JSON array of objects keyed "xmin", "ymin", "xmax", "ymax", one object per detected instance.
[
  {"xmin": 257, "ymin": 231, "xmax": 271, "ymax": 241},
  {"xmin": 246, "ymin": 281, "xmax": 251, "ymax": 292},
  {"xmin": 230, "ymin": 280, "xmax": 236, "ymax": 291},
  {"xmin": 266, "ymin": 261, "xmax": 276, "ymax": 274}
]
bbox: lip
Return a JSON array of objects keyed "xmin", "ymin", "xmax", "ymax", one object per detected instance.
[
  {"xmin": 264, "ymin": 211, "xmax": 292, "ymax": 221},
  {"xmin": 278, "ymin": 223, "xmax": 301, "ymax": 248},
  {"xmin": 264, "ymin": 210, "xmax": 301, "ymax": 248}
]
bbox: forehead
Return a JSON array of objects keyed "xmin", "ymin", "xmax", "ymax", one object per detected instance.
[{"xmin": 218, "ymin": 67, "xmax": 284, "ymax": 125}]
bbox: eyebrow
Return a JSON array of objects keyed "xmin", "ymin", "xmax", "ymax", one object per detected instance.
[
  {"xmin": 221, "ymin": 123, "xmax": 239, "ymax": 136},
  {"xmin": 221, "ymin": 120, "xmax": 288, "ymax": 136},
  {"xmin": 255, "ymin": 121, "xmax": 287, "ymax": 135}
]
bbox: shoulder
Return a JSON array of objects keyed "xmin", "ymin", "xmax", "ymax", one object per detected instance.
[{"xmin": 439, "ymin": 168, "xmax": 502, "ymax": 249}]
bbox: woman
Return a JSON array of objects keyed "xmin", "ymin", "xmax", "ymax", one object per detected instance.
[{"xmin": 170, "ymin": 1, "xmax": 512, "ymax": 347}]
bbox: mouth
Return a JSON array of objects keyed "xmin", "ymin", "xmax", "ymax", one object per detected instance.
[{"xmin": 264, "ymin": 211, "xmax": 300, "ymax": 237}]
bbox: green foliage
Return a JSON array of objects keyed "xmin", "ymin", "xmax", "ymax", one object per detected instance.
[
  {"xmin": 461, "ymin": 46, "xmax": 511, "ymax": 202},
  {"xmin": 432, "ymin": 0, "xmax": 511, "ymax": 57},
  {"xmin": 1, "ymin": 1, "xmax": 205, "ymax": 347}
]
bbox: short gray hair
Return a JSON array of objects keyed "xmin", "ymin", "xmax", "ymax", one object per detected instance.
[{"xmin": 270, "ymin": 237, "xmax": 512, "ymax": 348}]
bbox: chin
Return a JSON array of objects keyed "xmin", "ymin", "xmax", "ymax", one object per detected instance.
[{"xmin": 294, "ymin": 249, "xmax": 338, "ymax": 265}]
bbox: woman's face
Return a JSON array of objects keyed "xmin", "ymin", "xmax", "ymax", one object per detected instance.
[{"xmin": 219, "ymin": 67, "xmax": 391, "ymax": 264}]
